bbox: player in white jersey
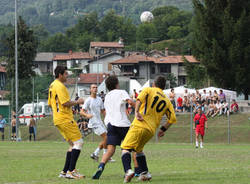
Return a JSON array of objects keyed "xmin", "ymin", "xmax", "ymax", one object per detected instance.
[
  {"xmin": 92, "ymin": 76, "xmax": 135, "ymax": 180},
  {"xmin": 81, "ymin": 84, "xmax": 115, "ymax": 162}
]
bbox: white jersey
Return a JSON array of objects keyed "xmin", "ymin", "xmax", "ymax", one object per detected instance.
[
  {"xmin": 82, "ymin": 96, "xmax": 104, "ymax": 128},
  {"xmin": 104, "ymin": 89, "xmax": 131, "ymax": 127}
]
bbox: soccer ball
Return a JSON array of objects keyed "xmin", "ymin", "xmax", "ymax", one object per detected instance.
[{"xmin": 140, "ymin": 11, "xmax": 154, "ymax": 23}]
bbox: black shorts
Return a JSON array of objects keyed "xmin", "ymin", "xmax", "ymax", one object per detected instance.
[
  {"xmin": 107, "ymin": 123, "xmax": 129, "ymax": 146},
  {"xmin": 0, "ymin": 128, "xmax": 4, "ymax": 133},
  {"xmin": 12, "ymin": 126, "xmax": 16, "ymax": 133},
  {"xmin": 29, "ymin": 127, "xmax": 34, "ymax": 134}
]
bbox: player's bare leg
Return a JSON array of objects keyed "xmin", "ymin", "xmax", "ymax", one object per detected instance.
[
  {"xmin": 200, "ymin": 135, "xmax": 204, "ymax": 148},
  {"xmin": 195, "ymin": 133, "xmax": 199, "ymax": 148}
]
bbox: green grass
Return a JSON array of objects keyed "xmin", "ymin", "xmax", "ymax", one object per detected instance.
[{"xmin": 0, "ymin": 141, "xmax": 250, "ymax": 184}]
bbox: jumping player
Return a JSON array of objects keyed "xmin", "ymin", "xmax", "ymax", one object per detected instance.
[
  {"xmin": 81, "ymin": 84, "xmax": 115, "ymax": 162},
  {"xmin": 92, "ymin": 75, "xmax": 135, "ymax": 179},
  {"xmin": 120, "ymin": 76, "xmax": 177, "ymax": 183},
  {"xmin": 48, "ymin": 66, "xmax": 85, "ymax": 179},
  {"xmin": 193, "ymin": 107, "xmax": 208, "ymax": 148}
]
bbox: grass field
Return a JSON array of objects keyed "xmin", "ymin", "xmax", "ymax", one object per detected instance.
[{"xmin": 0, "ymin": 141, "xmax": 250, "ymax": 184}]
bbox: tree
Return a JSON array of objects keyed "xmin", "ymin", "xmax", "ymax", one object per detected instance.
[
  {"xmin": 5, "ymin": 16, "xmax": 38, "ymax": 108},
  {"xmin": 136, "ymin": 23, "xmax": 158, "ymax": 44},
  {"xmin": 39, "ymin": 32, "xmax": 75, "ymax": 52},
  {"xmin": 192, "ymin": 0, "xmax": 250, "ymax": 99}
]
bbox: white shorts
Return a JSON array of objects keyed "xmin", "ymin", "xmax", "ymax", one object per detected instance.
[{"xmin": 91, "ymin": 123, "xmax": 107, "ymax": 136}]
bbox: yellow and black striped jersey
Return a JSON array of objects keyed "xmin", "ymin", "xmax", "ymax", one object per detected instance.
[
  {"xmin": 132, "ymin": 87, "xmax": 176, "ymax": 134},
  {"xmin": 48, "ymin": 79, "xmax": 73, "ymax": 125}
]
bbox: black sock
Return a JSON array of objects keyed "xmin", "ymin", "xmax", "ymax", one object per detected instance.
[
  {"xmin": 98, "ymin": 162, "xmax": 105, "ymax": 170},
  {"xmin": 29, "ymin": 135, "xmax": 31, "ymax": 141},
  {"xmin": 63, "ymin": 151, "xmax": 72, "ymax": 173},
  {"xmin": 136, "ymin": 154, "xmax": 148, "ymax": 173},
  {"xmin": 134, "ymin": 167, "xmax": 141, "ymax": 175},
  {"xmin": 2, "ymin": 134, "xmax": 4, "ymax": 140},
  {"xmin": 69, "ymin": 149, "xmax": 81, "ymax": 172},
  {"xmin": 33, "ymin": 134, "xmax": 36, "ymax": 141},
  {"xmin": 122, "ymin": 152, "xmax": 131, "ymax": 172}
]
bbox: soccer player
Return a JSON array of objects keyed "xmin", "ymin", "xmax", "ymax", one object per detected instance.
[
  {"xmin": 29, "ymin": 115, "xmax": 36, "ymax": 141},
  {"xmin": 92, "ymin": 75, "xmax": 135, "ymax": 180},
  {"xmin": 48, "ymin": 66, "xmax": 85, "ymax": 179},
  {"xmin": 11, "ymin": 115, "xmax": 17, "ymax": 141},
  {"xmin": 193, "ymin": 107, "xmax": 208, "ymax": 148},
  {"xmin": 121, "ymin": 76, "xmax": 177, "ymax": 183},
  {"xmin": 80, "ymin": 84, "xmax": 115, "ymax": 162}
]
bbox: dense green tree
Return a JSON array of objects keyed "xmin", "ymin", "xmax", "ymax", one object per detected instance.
[
  {"xmin": 136, "ymin": 23, "xmax": 158, "ymax": 44},
  {"xmin": 39, "ymin": 32, "xmax": 74, "ymax": 52},
  {"xmin": 0, "ymin": 24, "xmax": 13, "ymax": 57},
  {"xmin": 192, "ymin": 0, "xmax": 250, "ymax": 99},
  {"xmin": 5, "ymin": 17, "xmax": 38, "ymax": 108}
]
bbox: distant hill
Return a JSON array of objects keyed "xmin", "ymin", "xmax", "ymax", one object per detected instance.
[{"xmin": 0, "ymin": 0, "xmax": 193, "ymax": 33}]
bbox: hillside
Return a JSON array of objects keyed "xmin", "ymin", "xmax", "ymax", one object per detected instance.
[{"xmin": 0, "ymin": 0, "xmax": 193, "ymax": 33}]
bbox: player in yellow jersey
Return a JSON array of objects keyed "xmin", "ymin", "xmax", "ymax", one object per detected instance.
[
  {"xmin": 48, "ymin": 66, "xmax": 85, "ymax": 179},
  {"xmin": 121, "ymin": 76, "xmax": 177, "ymax": 183}
]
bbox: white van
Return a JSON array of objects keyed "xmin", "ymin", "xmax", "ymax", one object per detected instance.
[{"xmin": 18, "ymin": 102, "xmax": 51, "ymax": 124}]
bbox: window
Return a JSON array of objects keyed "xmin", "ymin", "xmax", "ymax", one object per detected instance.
[
  {"xmin": 34, "ymin": 105, "xmax": 42, "ymax": 113},
  {"xmin": 123, "ymin": 65, "xmax": 133, "ymax": 72},
  {"xmin": 151, "ymin": 66, "xmax": 155, "ymax": 74},
  {"xmin": 92, "ymin": 63, "xmax": 103, "ymax": 73},
  {"xmin": 159, "ymin": 64, "xmax": 171, "ymax": 73}
]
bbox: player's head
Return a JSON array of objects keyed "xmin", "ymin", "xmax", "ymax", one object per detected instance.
[
  {"xmin": 197, "ymin": 107, "xmax": 202, "ymax": 114},
  {"xmin": 105, "ymin": 75, "xmax": 119, "ymax": 91},
  {"xmin": 90, "ymin": 84, "xmax": 98, "ymax": 95},
  {"xmin": 54, "ymin": 66, "xmax": 68, "ymax": 82},
  {"xmin": 31, "ymin": 115, "xmax": 34, "ymax": 118},
  {"xmin": 154, "ymin": 76, "xmax": 166, "ymax": 90},
  {"xmin": 13, "ymin": 115, "xmax": 16, "ymax": 118}
]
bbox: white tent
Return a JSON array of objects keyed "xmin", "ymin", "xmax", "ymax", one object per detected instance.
[
  {"xmin": 199, "ymin": 87, "xmax": 237, "ymax": 100},
  {"xmin": 129, "ymin": 79, "xmax": 142, "ymax": 96},
  {"xmin": 163, "ymin": 86, "xmax": 196, "ymax": 98},
  {"xmin": 139, "ymin": 80, "xmax": 150, "ymax": 91},
  {"xmin": 98, "ymin": 80, "xmax": 107, "ymax": 94}
]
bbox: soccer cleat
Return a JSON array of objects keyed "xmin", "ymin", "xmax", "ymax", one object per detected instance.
[
  {"xmin": 90, "ymin": 153, "xmax": 99, "ymax": 162},
  {"xmin": 124, "ymin": 169, "xmax": 135, "ymax": 183},
  {"xmin": 138, "ymin": 171, "xmax": 152, "ymax": 181},
  {"xmin": 58, "ymin": 171, "xmax": 66, "ymax": 178},
  {"xmin": 200, "ymin": 145, "xmax": 204, "ymax": 149},
  {"xmin": 108, "ymin": 157, "xmax": 116, "ymax": 163},
  {"xmin": 134, "ymin": 173, "xmax": 140, "ymax": 177},
  {"xmin": 92, "ymin": 167, "xmax": 104, "ymax": 179},
  {"xmin": 66, "ymin": 170, "xmax": 85, "ymax": 179},
  {"xmin": 195, "ymin": 146, "xmax": 198, "ymax": 149}
]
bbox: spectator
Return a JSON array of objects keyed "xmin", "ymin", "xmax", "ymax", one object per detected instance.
[
  {"xmin": 133, "ymin": 89, "xmax": 138, "ymax": 100},
  {"xmin": 221, "ymin": 100, "xmax": 229, "ymax": 115},
  {"xmin": 29, "ymin": 115, "xmax": 36, "ymax": 141},
  {"xmin": 74, "ymin": 93, "xmax": 80, "ymax": 113},
  {"xmin": 0, "ymin": 114, "xmax": 7, "ymax": 141},
  {"xmin": 230, "ymin": 99, "xmax": 239, "ymax": 113},
  {"xmin": 169, "ymin": 88, "xmax": 176, "ymax": 110},
  {"xmin": 99, "ymin": 91, "xmax": 105, "ymax": 102},
  {"xmin": 206, "ymin": 100, "xmax": 216, "ymax": 117},
  {"xmin": 183, "ymin": 89, "xmax": 190, "ymax": 98},
  {"xmin": 207, "ymin": 91, "xmax": 213, "ymax": 104},
  {"xmin": 212, "ymin": 100, "xmax": 222, "ymax": 117},
  {"xmin": 202, "ymin": 90, "xmax": 208, "ymax": 102},
  {"xmin": 219, "ymin": 90, "xmax": 226, "ymax": 102},
  {"xmin": 183, "ymin": 96, "xmax": 191, "ymax": 112},
  {"xmin": 213, "ymin": 90, "xmax": 219, "ymax": 101},
  {"xmin": 176, "ymin": 96, "xmax": 183, "ymax": 112},
  {"xmin": 11, "ymin": 115, "xmax": 17, "ymax": 141}
]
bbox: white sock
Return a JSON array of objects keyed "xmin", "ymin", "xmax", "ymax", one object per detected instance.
[
  {"xmin": 196, "ymin": 141, "xmax": 199, "ymax": 147},
  {"xmin": 103, "ymin": 149, "xmax": 107, "ymax": 155},
  {"xmin": 94, "ymin": 147, "xmax": 101, "ymax": 156},
  {"xmin": 200, "ymin": 142, "xmax": 203, "ymax": 147}
]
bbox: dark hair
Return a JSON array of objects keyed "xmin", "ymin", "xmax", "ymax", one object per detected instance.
[
  {"xmin": 154, "ymin": 76, "xmax": 166, "ymax": 90},
  {"xmin": 31, "ymin": 115, "xmax": 34, "ymax": 118},
  {"xmin": 54, "ymin": 66, "xmax": 67, "ymax": 78},
  {"xmin": 13, "ymin": 115, "xmax": 16, "ymax": 118},
  {"xmin": 105, "ymin": 76, "xmax": 118, "ymax": 91}
]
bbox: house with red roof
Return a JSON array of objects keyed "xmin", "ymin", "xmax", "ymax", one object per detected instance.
[
  {"xmin": 111, "ymin": 52, "xmax": 199, "ymax": 86},
  {"xmin": 52, "ymin": 51, "xmax": 93, "ymax": 74}
]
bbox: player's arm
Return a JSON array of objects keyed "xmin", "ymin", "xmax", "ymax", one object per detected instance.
[
  {"xmin": 135, "ymin": 99, "xmax": 144, "ymax": 121},
  {"xmin": 158, "ymin": 101, "xmax": 177, "ymax": 138},
  {"xmin": 80, "ymin": 109, "xmax": 93, "ymax": 119},
  {"xmin": 63, "ymin": 98, "xmax": 84, "ymax": 107},
  {"xmin": 101, "ymin": 109, "xmax": 106, "ymax": 117},
  {"xmin": 127, "ymin": 99, "xmax": 135, "ymax": 108}
]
